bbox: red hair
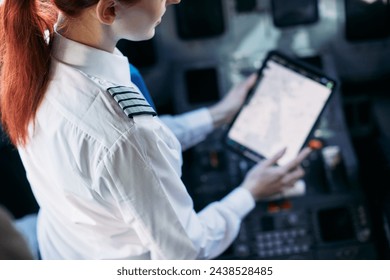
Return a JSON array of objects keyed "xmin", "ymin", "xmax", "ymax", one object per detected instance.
[
  {"xmin": 0, "ymin": 0, "xmax": 138, "ymax": 146},
  {"xmin": 0, "ymin": 0, "xmax": 57, "ymax": 146}
]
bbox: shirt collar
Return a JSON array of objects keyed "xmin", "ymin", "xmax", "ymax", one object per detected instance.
[{"xmin": 52, "ymin": 33, "xmax": 131, "ymax": 86}]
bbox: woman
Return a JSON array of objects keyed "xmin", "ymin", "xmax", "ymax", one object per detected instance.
[{"xmin": 0, "ymin": 0, "xmax": 310, "ymax": 259}]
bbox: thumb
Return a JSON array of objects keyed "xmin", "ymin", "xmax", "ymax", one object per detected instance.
[
  {"xmin": 262, "ymin": 147, "xmax": 287, "ymax": 167},
  {"xmin": 242, "ymin": 73, "xmax": 258, "ymax": 92}
]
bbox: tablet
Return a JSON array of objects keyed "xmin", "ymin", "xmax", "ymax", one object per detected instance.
[{"xmin": 226, "ymin": 51, "xmax": 336, "ymax": 165}]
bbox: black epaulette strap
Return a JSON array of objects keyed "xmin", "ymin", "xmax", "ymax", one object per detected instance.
[{"xmin": 107, "ymin": 86, "xmax": 157, "ymax": 118}]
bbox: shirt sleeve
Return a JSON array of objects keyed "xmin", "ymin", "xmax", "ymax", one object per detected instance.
[
  {"xmin": 98, "ymin": 115, "xmax": 255, "ymax": 260},
  {"xmin": 159, "ymin": 108, "xmax": 214, "ymax": 151}
]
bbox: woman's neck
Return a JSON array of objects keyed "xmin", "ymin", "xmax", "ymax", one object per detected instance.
[{"xmin": 56, "ymin": 12, "xmax": 117, "ymax": 53}]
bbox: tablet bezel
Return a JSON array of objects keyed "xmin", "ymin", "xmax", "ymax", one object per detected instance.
[{"xmin": 225, "ymin": 50, "xmax": 337, "ymax": 163}]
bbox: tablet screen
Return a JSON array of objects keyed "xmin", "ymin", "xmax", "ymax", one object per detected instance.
[{"xmin": 227, "ymin": 52, "xmax": 335, "ymax": 165}]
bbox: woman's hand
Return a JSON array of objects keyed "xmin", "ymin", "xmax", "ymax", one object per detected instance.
[
  {"xmin": 241, "ymin": 147, "xmax": 312, "ymax": 200},
  {"xmin": 209, "ymin": 73, "xmax": 257, "ymax": 128}
]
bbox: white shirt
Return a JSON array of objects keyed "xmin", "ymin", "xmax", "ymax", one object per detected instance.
[{"xmin": 18, "ymin": 34, "xmax": 255, "ymax": 260}]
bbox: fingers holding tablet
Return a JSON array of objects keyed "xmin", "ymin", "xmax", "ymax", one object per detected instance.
[
  {"xmin": 281, "ymin": 147, "xmax": 312, "ymax": 172},
  {"xmin": 241, "ymin": 147, "xmax": 312, "ymax": 200},
  {"xmin": 260, "ymin": 147, "xmax": 287, "ymax": 167}
]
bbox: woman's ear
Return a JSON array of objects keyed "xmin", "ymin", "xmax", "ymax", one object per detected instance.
[{"xmin": 95, "ymin": 0, "xmax": 117, "ymax": 25}]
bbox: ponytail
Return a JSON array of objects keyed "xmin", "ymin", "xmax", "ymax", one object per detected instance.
[
  {"xmin": 0, "ymin": 0, "xmax": 141, "ymax": 146},
  {"xmin": 0, "ymin": 0, "xmax": 57, "ymax": 146}
]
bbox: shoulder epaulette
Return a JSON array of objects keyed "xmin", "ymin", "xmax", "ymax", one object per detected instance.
[{"xmin": 107, "ymin": 86, "xmax": 157, "ymax": 118}]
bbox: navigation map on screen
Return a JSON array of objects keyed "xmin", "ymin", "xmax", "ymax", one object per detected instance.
[{"xmin": 227, "ymin": 54, "xmax": 334, "ymax": 165}]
